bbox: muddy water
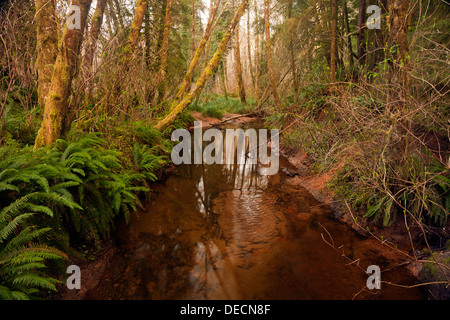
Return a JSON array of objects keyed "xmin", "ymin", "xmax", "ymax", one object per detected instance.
[{"xmin": 86, "ymin": 121, "xmax": 425, "ymax": 300}]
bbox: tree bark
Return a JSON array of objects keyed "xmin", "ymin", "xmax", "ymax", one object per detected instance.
[
  {"xmin": 170, "ymin": 0, "xmax": 221, "ymax": 109},
  {"xmin": 330, "ymin": 0, "xmax": 338, "ymax": 83},
  {"xmin": 155, "ymin": 0, "xmax": 249, "ymax": 132},
  {"xmin": 203, "ymin": 0, "xmax": 214, "ymax": 69},
  {"xmin": 288, "ymin": 0, "xmax": 299, "ymax": 102},
  {"xmin": 234, "ymin": 0, "xmax": 247, "ymax": 105},
  {"xmin": 357, "ymin": 0, "xmax": 367, "ymax": 66},
  {"xmin": 113, "ymin": 0, "xmax": 125, "ymax": 30},
  {"xmin": 144, "ymin": 3, "xmax": 152, "ymax": 66},
  {"xmin": 156, "ymin": 0, "xmax": 173, "ymax": 103},
  {"xmin": 388, "ymin": 0, "xmax": 411, "ymax": 106},
  {"xmin": 104, "ymin": 0, "xmax": 115, "ymax": 36},
  {"xmin": 35, "ymin": 0, "xmax": 93, "ymax": 148},
  {"xmin": 264, "ymin": 0, "xmax": 282, "ymax": 110},
  {"xmin": 35, "ymin": 0, "xmax": 58, "ymax": 110},
  {"xmin": 129, "ymin": 0, "xmax": 148, "ymax": 49},
  {"xmin": 247, "ymin": 2, "xmax": 255, "ymax": 96},
  {"xmin": 191, "ymin": 1, "xmax": 197, "ymax": 60},
  {"xmin": 221, "ymin": 60, "xmax": 228, "ymax": 100},
  {"xmin": 86, "ymin": 0, "xmax": 107, "ymax": 69},
  {"xmin": 343, "ymin": 1, "xmax": 354, "ymax": 70},
  {"xmin": 254, "ymin": 0, "xmax": 260, "ymax": 100}
]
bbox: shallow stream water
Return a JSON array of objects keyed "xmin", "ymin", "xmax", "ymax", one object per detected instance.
[{"xmin": 86, "ymin": 120, "xmax": 425, "ymax": 300}]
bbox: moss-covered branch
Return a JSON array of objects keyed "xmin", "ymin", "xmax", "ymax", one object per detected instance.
[{"xmin": 155, "ymin": 0, "xmax": 249, "ymax": 132}]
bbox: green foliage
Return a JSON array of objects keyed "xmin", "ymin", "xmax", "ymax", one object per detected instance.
[
  {"xmin": 266, "ymin": 86, "xmax": 449, "ymax": 228},
  {"xmin": 189, "ymin": 95, "xmax": 255, "ymax": 120},
  {"xmin": 2, "ymin": 104, "xmax": 41, "ymax": 145},
  {"xmin": 202, "ymin": 105, "xmax": 224, "ymax": 120},
  {"xmin": 0, "ymin": 147, "xmax": 70, "ymax": 300},
  {"xmin": 171, "ymin": 110, "xmax": 196, "ymax": 131},
  {"xmin": 0, "ymin": 123, "xmax": 171, "ymax": 299}
]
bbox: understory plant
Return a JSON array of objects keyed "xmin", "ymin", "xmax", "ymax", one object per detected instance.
[
  {"xmin": 266, "ymin": 83, "xmax": 449, "ymax": 229},
  {"xmin": 0, "ymin": 122, "xmax": 171, "ymax": 299}
]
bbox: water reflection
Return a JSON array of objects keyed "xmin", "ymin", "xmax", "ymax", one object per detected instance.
[{"xmin": 86, "ymin": 121, "xmax": 425, "ymax": 300}]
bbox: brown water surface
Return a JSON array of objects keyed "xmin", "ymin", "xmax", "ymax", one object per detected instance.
[{"xmin": 86, "ymin": 121, "xmax": 425, "ymax": 300}]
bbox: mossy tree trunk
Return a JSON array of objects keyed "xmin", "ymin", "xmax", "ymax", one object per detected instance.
[
  {"xmin": 86, "ymin": 0, "xmax": 106, "ymax": 69},
  {"xmin": 104, "ymin": 1, "xmax": 115, "ymax": 37},
  {"xmin": 35, "ymin": 0, "xmax": 58, "ymax": 110},
  {"xmin": 357, "ymin": 0, "xmax": 366, "ymax": 67},
  {"xmin": 254, "ymin": 0, "xmax": 260, "ymax": 101},
  {"xmin": 221, "ymin": 60, "xmax": 228, "ymax": 100},
  {"xmin": 288, "ymin": 0, "xmax": 299, "ymax": 103},
  {"xmin": 191, "ymin": 1, "xmax": 197, "ymax": 60},
  {"xmin": 144, "ymin": 3, "xmax": 152, "ymax": 67},
  {"xmin": 388, "ymin": 0, "xmax": 411, "ymax": 107},
  {"xmin": 247, "ymin": 3, "xmax": 255, "ymax": 97},
  {"xmin": 85, "ymin": 0, "xmax": 107, "ymax": 103},
  {"xmin": 234, "ymin": 0, "xmax": 247, "ymax": 105},
  {"xmin": 107, "ymin": 0, "xmax": 120, "ymax": 34},
  {"xmin": 155, "ymin": 0, "xmax": 173, "ymax": 104},
  {"xmin": 203, "ymin": 0, "xmax": 215, "ymax": 70},
  {"xmin": 128, "ymin": 0, "xmax": 148, "ymax": 50},
  {"xmin": 155, "ymin": 0, "xmax": 249, "ymax": 132},
  {"xmin": 35, "ymin": 0, "xmax": 93, "ymax": 148},
  {"xmin": 330, "ymin": 0, "xmax": 338, "ymax": 84},
  {"xmin": 113, "ymin": 0, "xmax": 125, "ymax": 30},
  {"xmin": 170, "ymin": 0, "xmax": 221, "ymax": 109},
  {"xmin": 343, "ymin": 1, "xmax": 354, "ymax": 71},
  {"xmin": 264, "ymin": 0, "xmax": 282, "ymax": 110}
]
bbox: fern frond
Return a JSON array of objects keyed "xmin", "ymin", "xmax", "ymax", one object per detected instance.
[
  {"xmin": 0, "ymin": 182, "xmax": 19, "ymax": 192},
  {"xmin": 9, "ymin": 291, "xmax": 29, "ymax": 300},
  {"xmin": 0, "ymin": 213, "xmax": 35, "ymax": 242},
  {"xmin": 12, "ymin": 273, "xmax": 60, "ymax": 291},
  {"xmin": 0, "ymin": 285, "xmax": 13, "ymax": 300},
  {"xmin": 2, "ymin": 227, "xmax": 53, "ymax": 252},
  {"xmin": 0, "ymin": 243, "xmax": 66, "ymax": 265}
]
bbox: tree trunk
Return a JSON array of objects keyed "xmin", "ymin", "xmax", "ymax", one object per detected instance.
[
  {"xmin": 330, "ymin": 0, "xmax": 338, "ymax": 83},
  {"xmin": 35, "ymin": 0, "xmax": 58, "ymax": 110},
  {"xmin": 113, "ymin": 0, "xmax": 125, "ymax": 30},
  {"xmin": 144, "ymin": 3, "xmax": 152, "ymax": 67},
  {"xmin": 156, "ymin": 0, "xmax": 173, "ymax": 104},
  {"xmin": 129, "ymin": 0, "xmax": 148, "ymax": 49},
  {"xmin": 343, "ymin": 1, "xmax": 354, "ymax": 70},
  {"xmin": 264, "ymin": 0, "xmax": 282, "ymax": 110},
  {"xmin": 221, "ymin": 60, "xmax": 228, "ymax": 100},
  {"xmin": 154, "ymin": 0, "xmax": 167, "ymax": 69},
  {"xmin": 86, "ymin": 0, "xmax": 107, "ymax": 69},
  {"xmin": 371, "ymin": 0, "xmax": 387, "ymax": 70},
  {"xmin": 203, "ymin": 0, "xmax": 214, "ymax": 69},
  {"xmin": 104, "ymin": 1, "xmax": 115, "ymax": 36},
  {"xmin": 234, "ymin": 0, "xmax": 247, "ymax": 105},
  {"xmin": 357, "ymin": 0, "xmax": 367, "ymax": 66},
  {"xmin": 254, "ymin": 0, "xmax": 260, "ymax": 100},
  {"xmin": 170, "ymin": 0, "xmax": 221, "ymax": 109},
  {"xmin": 155, "ymin": 0, "xmax": 249, "ymax": 132},
  {"xmin": 288, "ymin": 0, "xmax": 299, "ymax": 102},
  {"xmin": 35, "ymin": 0, "xmax": 93, "ymax": 148},
  {"xmin": 388, "ymin": 0, "xmax": 411, "ymax": 107},
  {"xmin": 191, "ymin": 2, "xmax": 197, "ymax": 60},
  {"xmin": 247, "ymin": 3, "xmax": 255, "ymax": 96}
]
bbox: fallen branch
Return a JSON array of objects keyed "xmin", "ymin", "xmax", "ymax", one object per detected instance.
[{"xmin": 210, "ymin": 112, "xmax": 258, "ymax": 127}]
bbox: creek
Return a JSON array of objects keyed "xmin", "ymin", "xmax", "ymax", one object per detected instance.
[{"xmin": 85, "ymin": 120, "xmax": 425, "ymax": 300}]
